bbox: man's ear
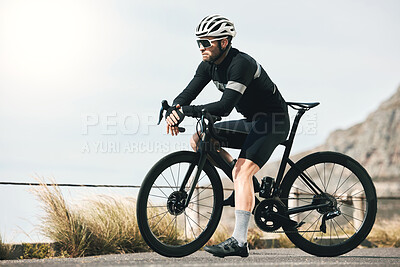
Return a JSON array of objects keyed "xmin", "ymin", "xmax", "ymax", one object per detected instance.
[{"xmin": 222, "ymin": 38, "xmax": 229, "ymax": 49}]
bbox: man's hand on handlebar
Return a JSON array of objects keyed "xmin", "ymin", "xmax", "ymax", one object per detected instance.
[{"xmin": 166, "ymin": 104, "xmax": 184, "ymax": 136}]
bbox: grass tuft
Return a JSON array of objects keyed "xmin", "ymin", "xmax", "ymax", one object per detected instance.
[
  {"xmin": 0, "ymin": 234, "xmax": 13, "ymax": 260},
  {"xmin": 367, "ymin": 217, "xmax": 400, "ymax": 247},
  {"xmin": 29, "ymin": 180, "xmax": 400, "ymax": 258},
  {"xmin": 32, "ymin": 180, "xmax": 91, "ymax": 257},
  {"xmin": 31, "ymin": 180, "xmax": 181, "ymax": 257}
]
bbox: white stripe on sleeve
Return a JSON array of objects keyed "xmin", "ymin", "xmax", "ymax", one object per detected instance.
[{"xmin": 226, "ymin": 81, "xmax": 247, "ymax": 94}]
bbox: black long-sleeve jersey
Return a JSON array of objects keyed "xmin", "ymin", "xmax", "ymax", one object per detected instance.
[{"xmin": 173, "ymin": 48, "xmax": 288, "ymax": 120}]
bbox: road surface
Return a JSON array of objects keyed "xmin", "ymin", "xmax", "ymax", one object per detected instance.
[{"xmin": 1, "ymin": 248, "xmax": 399, "ymax": 266}]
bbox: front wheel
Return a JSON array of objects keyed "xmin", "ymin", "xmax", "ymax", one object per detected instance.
[
  {"xmin": 136, "ymin": 151, "xmax": 223, "ymax": 257},
  {"xmin": 280, "ymin": 152, "xmax": 377, "ymax": 257}
]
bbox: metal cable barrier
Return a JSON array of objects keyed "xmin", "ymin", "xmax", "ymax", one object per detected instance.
[{"xmin": 0, "ymin": 181, "xmax": 234, "ymax": 191}]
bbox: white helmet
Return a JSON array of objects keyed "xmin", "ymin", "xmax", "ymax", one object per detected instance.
[{"xmin": 195, "ymin": 14, "xmax": 236, "ymax": 38}]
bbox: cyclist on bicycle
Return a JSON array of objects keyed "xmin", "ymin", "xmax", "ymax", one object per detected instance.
[{"xmin": 165, "ymin": 14, "xmax": 290, "ymax": 258}]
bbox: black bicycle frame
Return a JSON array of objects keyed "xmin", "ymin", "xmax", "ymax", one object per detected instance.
[
  {"xmin": 273, "ymin": 109, "xmax": 326, "ymax": 197},
  {"xmin": 179, "ymin": 108, "xmax": 327, "ymax": 214}
]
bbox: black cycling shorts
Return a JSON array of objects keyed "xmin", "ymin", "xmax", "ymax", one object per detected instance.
[{"xmin": 214, "ymin": 113, "xmax": 290, "ymax": 168}]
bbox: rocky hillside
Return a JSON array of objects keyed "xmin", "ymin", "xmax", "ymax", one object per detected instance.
[{"xmin": 322, "ymin": 86, "xmax": 400, "ymax": 180}]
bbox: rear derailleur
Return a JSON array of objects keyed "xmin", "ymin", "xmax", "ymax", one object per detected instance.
[{"xmin": 312, "ymin": 193, "xmax": 342, "ymax": 233}]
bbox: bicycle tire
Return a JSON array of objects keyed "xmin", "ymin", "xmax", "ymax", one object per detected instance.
[
  {"xmin": 280, "ymin": 151, "xmax": 377, "ymax": 257},
  {"xmin": 137, "ymin": 151, "xmax": 223, "ymax": 257}
]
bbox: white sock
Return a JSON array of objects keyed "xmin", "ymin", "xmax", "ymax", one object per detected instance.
[{"xmin": 232, "ymin": 209, "xmax": 251, "ymax": 247}]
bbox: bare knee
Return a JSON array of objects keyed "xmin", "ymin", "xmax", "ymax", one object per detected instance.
[
  {"xmin": 190, "ymin": 133, "xmax": 200, "ymax": 151},
  {"xmin": 232, "ymin": 158, "xmax": 260, "ymax": 182}
]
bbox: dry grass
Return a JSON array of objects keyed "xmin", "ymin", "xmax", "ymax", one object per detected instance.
[
  {"xmin": 0, "ymin": 234, "xmax": 13, "ymax": 260},
  {"xmin": 32, "ymin": 181, "xmax": 91, "ymax": 257},
  {"xmin": 31, "ymin": 180, "xmax": 183, "ymax": 257},
  {"xmin": 30, "ymin": 180, "xmax": 400, "ymax": 258},
  {"xmin": 367, "ymin": 217, "xmax": 400, "ymax": 247}
]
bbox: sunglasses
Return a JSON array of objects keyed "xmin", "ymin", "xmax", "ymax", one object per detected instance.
[{"xmin": 196, "ymin": 37, "xmax": 227, "ymax": 48}]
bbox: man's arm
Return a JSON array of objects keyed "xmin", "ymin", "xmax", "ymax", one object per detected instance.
[
  {"xmin": 166, "ymin": 62, "xmax": 211, "ymax": 136},
  {"xmin": 182, "ymin": 89, "xmax": 242, "ymax": 117},
  {"xmin": 182, "ymin": 58, "xmax": 256, "ymax": 117},
  {"xmin": 173, "ymin": 62, "xmax": 211, "ymax": 106}
]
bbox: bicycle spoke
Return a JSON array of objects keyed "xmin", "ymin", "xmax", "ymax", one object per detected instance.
[
  {"xmin": 189, "ymin": 202, "xmax": 214, "ymax": 209},
  {"xmin": 314, "ymin": 164, "xmax": 325, "ymax": 192},
  {"xmin": 297, "ymin": 209, "xmax": 314, "ymax": 224},
  {"xmin": 298, "ymin": 171, "xmax": 317, "ymax": 195},
  {"xmin": 160, "ymin": 215, "xmax": 177, "ymax": 237},
  {"xmin": 154, "ymin": 182, "xmax": 169, "ymax": 198},
  {"xmin": 310, "ymin": 215, "xmax": 321, "ymax": 242},
  {"xmin": 184, "ymin": 210, "xmax": 197, "ymax": 240},
  {"xmin": 153, "ymin": 211, "xmax": 169, "ymax": 228},
  {"xmin": 323, "ymin": 163, "xmax": 327, "ymax": 191},
  {"xmin": 348, "ymin": 190, "xmax": 365, "ymax": 198},
  {"xmin": 291, "ymin": 186, "xmax": 313, "ymax": 195},
  {"xmin": 338, "ymin": 202, "xmax": 365, "ymax": 212},
  {"xmin": 169, "ymin": 166, "xmax": 177, "ymax": 189},
  {"xmin": 192, "ymin": 194, "xmax": 214, "ymax": 203},
  {"xmin": 331, "ymin": 220, "xmax": 340, "ymax": 239},
  {"xmin": 148, "ymin": 210, "xmax": 168, "ymax": 221},
  {"xmin": 334, "ymin": 172, "xmax": 353, "ymax": 196},
  {"xmin": 161, "ymin": 172, "xmax": 174, "ymax": 192},
  {"xmin": 197, "ymin": 173, "xmax": 207, "ymax": 185},
  {"xmin": 177, "ymin": 163, "xmax": 181, "ymax": 188},
  {"xmin": 333, "ymin": 218, "xmax": 350, "ymax": 238},
  {"xmin": 185, "ymin": 210, "xmax": 205, "ymax": 232},
  {"xmin": 191, "ymin": 184, "xmax": 212, "ymax": 202},
  {"xmin": 149, "ymin": 194, "xmax": 168, "ymax": 200},
  {"xmin": 342, "ymin": 214, "xmax": 357, "ymax": 231},
  {"xmin": 337, "ymin": 180, "xmax": 361, "ymax": 199},
  {"xmin": 187, "ymin": 206, "xmax": 211, "ymax": 221},
  {"xmin": 335, "ymin": 165, "xmax": 346, "ymax": 194},
  {"xmin": 341, "ymin": 212, "xmax": 364, "ymax": 223},
  {"xmin": 326, "ymin": 163, "xmax": 335, "ymax": 190},
  {"xmin": 301, "ymin": 213, "xmax": 321, "ymax": 238}
]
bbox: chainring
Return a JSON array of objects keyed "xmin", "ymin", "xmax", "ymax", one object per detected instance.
[{"xmin": 254, "ymin": 199, "xmax": 286, "ymax": 232}]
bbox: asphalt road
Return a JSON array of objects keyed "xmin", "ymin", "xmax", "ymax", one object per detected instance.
[{"xmin": 1, "ymin": 248, "xmax": 399, "ymax": 266}]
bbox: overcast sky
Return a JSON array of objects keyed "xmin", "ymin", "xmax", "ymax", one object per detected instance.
[{"xmin": 1, "ymin": 0, "xmax": 399, "ymax": 242}]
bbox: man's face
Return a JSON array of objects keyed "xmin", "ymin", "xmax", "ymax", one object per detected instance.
[{"xmin": 198, "ymin": 37, "xmax": 224, "ymax": 62}]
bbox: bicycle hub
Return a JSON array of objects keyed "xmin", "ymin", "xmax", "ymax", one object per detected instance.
[{"xmin": 167, "ymin": 191, "xmax": 187, "ymax": 216}]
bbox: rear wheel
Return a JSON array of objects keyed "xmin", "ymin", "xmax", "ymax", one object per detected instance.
[
  {"xmin": 280, "ymin": 152, "xmax": 377, "ymax": 257},
  {"xmin": 137, "ymin": 151, "xmax": 223, "ymax": 257}
]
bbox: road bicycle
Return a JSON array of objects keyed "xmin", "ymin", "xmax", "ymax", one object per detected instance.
[{"xmin": 137, "ymin": 100, "xmax": 377, "ymax": 257}]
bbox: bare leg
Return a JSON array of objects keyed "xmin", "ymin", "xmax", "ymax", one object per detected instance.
[{"xmin": 232, "ymin": 158, "xmax": 260, "ymax": 211}]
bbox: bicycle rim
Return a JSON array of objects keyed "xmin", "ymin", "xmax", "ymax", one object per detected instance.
[
  {"xmin": 137, "ymin": 151, "xmax": 223, "ymax": 257},
  {"xmin": 281, "ymin": 152, "xmax": 377, "ymax": 256}
]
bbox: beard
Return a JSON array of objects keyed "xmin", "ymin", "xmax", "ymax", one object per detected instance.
[{"xmin": 203, "ymin": 48, "xmax": 223, "ymax": 63}]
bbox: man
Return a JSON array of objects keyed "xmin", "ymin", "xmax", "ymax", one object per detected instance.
[{"xmin": 165, "ymin": 14, "xmax": 290, "ymax": 258}]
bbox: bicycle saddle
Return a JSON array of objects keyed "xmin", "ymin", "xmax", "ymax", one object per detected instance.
[{"xmin": 286, "ymin": 102, "xmax": 320, "ymax": 110}]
